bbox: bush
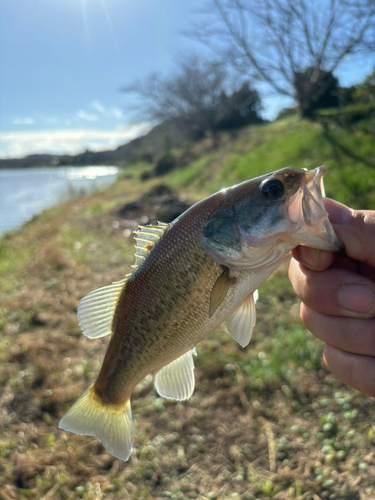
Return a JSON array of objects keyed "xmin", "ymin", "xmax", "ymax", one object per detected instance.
[
  {"xmin": 353, "ymin": 67, "xmax": 375, "ymax": 104},
  {"xmin": 215, "ymin": 83, "xmax": 263, "ymax": 130},
  {"xmin": 140, "ymin": 170, "xmax": 153, "ymax": 181},
  {"xmin": 294, "ymin": 67, "xmax": 339, "ymax": 118},
  {"xmin": 154, "ymin": 154, "xmax": 177, "ymax": 176}
]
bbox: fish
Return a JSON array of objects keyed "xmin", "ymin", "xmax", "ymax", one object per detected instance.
[{"xmin": 59, "ymin": 166, "xmax": 342, "ymax": 461}]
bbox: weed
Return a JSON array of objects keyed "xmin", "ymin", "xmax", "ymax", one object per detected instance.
[{"xmin": 1, "ymin": 111, "xmax": 374, "ymax": 500}]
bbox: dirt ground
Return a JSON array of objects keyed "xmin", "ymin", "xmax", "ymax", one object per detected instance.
[{"xmin": 1, "ymin": 183, "xmax": 375, "ymax": 500}]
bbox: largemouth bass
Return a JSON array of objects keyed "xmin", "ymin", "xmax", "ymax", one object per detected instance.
[{"xmin": 59, "ymin": 166, "xmax": 342, "ymax": 461}]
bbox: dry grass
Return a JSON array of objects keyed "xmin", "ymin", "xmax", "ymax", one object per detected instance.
[{"xmin": 1, "ymin": 112, "xmax": 375, "ymax": 499}]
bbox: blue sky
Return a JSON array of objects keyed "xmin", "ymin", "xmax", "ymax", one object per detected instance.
[
  {"xmin": 0, "ymin": 0, "xmax": 374, "ymax": 159},
  {"xmin": 0, "ymin": 0, "xmax": 205, "ymax": 158}
]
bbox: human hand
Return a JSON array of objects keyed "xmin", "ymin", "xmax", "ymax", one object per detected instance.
[{"xmin": 289, "ymin": 198, "xmax": 375, "ymax": 397}]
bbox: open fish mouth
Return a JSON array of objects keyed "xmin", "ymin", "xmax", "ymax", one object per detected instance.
[
  {"xmin": 290, "ymin": 166, "xmax": 343, "ymax": 252},
  {"xmin": 301, "ymin": 166, "xmax": 326, "ymax": 226}
]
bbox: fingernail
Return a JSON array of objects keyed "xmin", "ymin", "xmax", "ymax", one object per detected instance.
[
  {"xmin": 299, "ymin": 247, "xmax": 320, "ymax": 268},
  {"xmin": 338, "ymin": 284, "xmax": 375, "ymax": 315}
]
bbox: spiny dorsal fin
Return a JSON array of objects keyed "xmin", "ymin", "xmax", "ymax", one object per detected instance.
[
  {"xmin": 133, "ymin": 221, "xmax": 169, "ymax": 266},
  {"xmin": 78, "ymin": 222, "xmax": 169, "ymax": 339},
  {"xmin": 77, "ymin": 276, "xmax": 131, "ymax": 338},
  {"xmin": 209, "ymin": 266, "xmax": 231, "ymax": 318}
]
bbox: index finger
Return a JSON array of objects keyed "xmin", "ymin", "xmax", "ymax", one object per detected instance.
[{"xmin": 290, "ymin": 246, "xmax": 335, "ymax": 272}]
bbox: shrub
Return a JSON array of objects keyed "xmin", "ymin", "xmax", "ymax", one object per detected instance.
[{"xmin": 154, "ymin": 154, "xmax": 177, "ymax": 176}]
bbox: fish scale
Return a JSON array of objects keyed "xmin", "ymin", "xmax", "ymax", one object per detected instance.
[
  {"xmin": 94, "ymin": 229, "xmax": 218, "ymax": 401},
  {"xmin": 59, "ymin": 166, "xmax": 343, "ymax": 461}
]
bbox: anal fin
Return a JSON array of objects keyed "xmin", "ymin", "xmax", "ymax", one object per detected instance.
[
  {"xmin": 226, "ymin": 290, "xmax": 258, "ymax": 348},
  {"xmin": 154, "ymin": 348, "xmax": 197, "ymax": 401}
]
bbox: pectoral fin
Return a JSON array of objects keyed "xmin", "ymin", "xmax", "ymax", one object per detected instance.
[
  {"xmin": 209, "ymin": 266, "xmax": 231, "ymax": 317},
  {"xmin": 154, "ymin": 348, "xmax": 197, "ymax": 401},
  {"xmin": 226, "ymin": 290, "xmax": 258, "ymax": 348}
]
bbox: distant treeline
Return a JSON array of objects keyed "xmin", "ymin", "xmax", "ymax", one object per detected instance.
[
  {"xmin": 0, "ymin": 119, "xmax": 192, "ymax": 169},
  {"xmin": 1, "ymin": 66, "xmax": 374, "ymax": 171}
]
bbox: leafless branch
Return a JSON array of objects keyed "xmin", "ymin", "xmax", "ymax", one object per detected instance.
[
  {"xmin": 122, "ymin": 57, "xmax": 262, "ymax": 137},
  {"xmin": 188, "ymin": 0, "xmax": 375, "ymax": 105}
]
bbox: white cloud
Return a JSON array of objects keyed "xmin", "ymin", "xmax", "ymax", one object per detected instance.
[
  {"xmin": 0, "ymin": 124, "xmax": 151, "ymax": 159},
  {"xmin": 77, "ymin": 110, "xmax": 99, "ymax": 122},
  {"xmin": 90, "ymin": 99, "xmax": 106, "ymax": 114},
  {"xmin": 12, "ymin": 117, "xmax": 35, "ymax": 125},
  {"xmin": 89, "ymin": 100, "xmax": 123, "ymax": 120},
  {"xmin": 108, "ymin": 106, "xmax": 123, "ymax": 119},
  {"xmin": 10, "ymin": 103, "xmax": 123, "ymax": 129}
]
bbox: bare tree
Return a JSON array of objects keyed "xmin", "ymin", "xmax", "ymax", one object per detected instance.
[
  {"xmin": 189, "ymin": 0, "xmax": 375, "ymax": 117},
  {"xmin": 123, "ymin": 58, "xmax": 228, "ymax": 139},
  {"xmin": 122, "ymin": 57, "xmax": 262, "ymax": 140}
]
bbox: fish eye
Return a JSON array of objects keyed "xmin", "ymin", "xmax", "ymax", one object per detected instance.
[{"xmin": 260, "ymin": 179, "xmax": 284, "ymax": 199}]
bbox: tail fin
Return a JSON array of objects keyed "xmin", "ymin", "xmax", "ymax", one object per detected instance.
[{"xmin": 59, "ymin": 384, "xmax": 133, "ymax": 461}]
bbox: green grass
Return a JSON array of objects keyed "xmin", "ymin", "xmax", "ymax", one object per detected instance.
[
  {"xmin": 159, "ymin": 113, "xmax": 375, "ymax": 208},
  {"xmin": 167, "ymin": 154, "xmax": 216, "ymax": 189},
  {"xmin": 1, "ymin": 108, "xmax": 375, "ymax": 499},
  {"xmin": 316, "ymin": 101, "xmax": 375, "ymax": 116},
  {"xmin": 0, "ymin": 236, "xmax": 35, "ymax": 294}
]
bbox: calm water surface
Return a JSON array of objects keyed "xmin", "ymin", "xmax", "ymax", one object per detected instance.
[{"xmin": 0, "ymin": 166, "xmax": 119, "ymax": 236}]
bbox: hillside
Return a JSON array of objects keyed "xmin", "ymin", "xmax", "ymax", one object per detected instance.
[
  {"xmin": 155, "ymin": 109, "xmax": 375, "ymax": 210},
  {"xmin": 1, "ymin": 111, "xmax": 375, "ymax": 500}
]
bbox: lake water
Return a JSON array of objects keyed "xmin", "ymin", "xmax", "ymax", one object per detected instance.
[{"xmin": 0, "ymin": 166, "xmax": 119, "ymax": 237}]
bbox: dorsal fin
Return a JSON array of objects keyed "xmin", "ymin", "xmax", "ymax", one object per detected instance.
[
  {"xmin": 78, "ymin": 222, "xmax": 169, "ymax": 339},
  {"xmin": 77, "ymin": 276, "xmax": 131, "ymax": 338},
  {"xmin": 132, "ymin": 221, "xmax": 169, "ymax": 267}
]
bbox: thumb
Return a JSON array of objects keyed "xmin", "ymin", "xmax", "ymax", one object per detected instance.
[{"xmin": 325, "ymin": 198, "xmax": 375, "ymax": 268}]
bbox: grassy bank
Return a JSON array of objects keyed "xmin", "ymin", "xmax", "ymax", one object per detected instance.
[{"xmin": 1, "ymin": 112, "xmax": 375, "ymax": 500}]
